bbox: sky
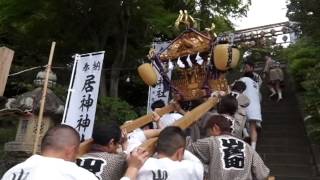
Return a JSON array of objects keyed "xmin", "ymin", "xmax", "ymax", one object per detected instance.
[{"xmin": 231, "ymin": 0, "xmax": 289, "ymax": 30}]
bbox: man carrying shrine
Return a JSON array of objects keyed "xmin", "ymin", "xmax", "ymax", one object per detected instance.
[
  {"xmin": 187, "ymin": 115, "xmax": 269, "ymax": 180},
  {"xmin": 136, "ymin": 126, "xmax": 204, "ymax": 180},
  {"xmin": 76, "ymin": 122, "xmax": 127, "ymax": 180},
  {"xmin": 2, "ymin": 125, "xmax": 98, "ymax": 180}
]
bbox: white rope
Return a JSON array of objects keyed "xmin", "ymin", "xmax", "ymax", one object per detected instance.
[{"xmin": 8, "ymin": 65, "xmax": 47, "ymax": 77}]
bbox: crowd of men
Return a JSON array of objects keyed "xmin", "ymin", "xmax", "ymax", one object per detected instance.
[{"xmin": 2, "ymin": 55, "xmax": 285, "ymax": 180}]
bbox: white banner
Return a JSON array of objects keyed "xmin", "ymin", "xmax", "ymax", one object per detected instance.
[
  {"xmin": 62, "ymin": 52, "xmax": 105, "ymax": 141},
  {"xmin": 146, "ymin": 66, "xmax": 172, "ymax": 113},
  {"xmin": 147, "ymin": 41, "xmax": 171, "ymax": 113}
]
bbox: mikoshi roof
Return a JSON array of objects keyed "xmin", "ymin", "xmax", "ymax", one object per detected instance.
[{"xmin": 158, "ymin": 29, "xmax": 213, "ymax": 61}]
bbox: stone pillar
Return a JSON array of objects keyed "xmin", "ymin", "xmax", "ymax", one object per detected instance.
[{"xmin": 4, "ymin": 115, "xmax": 55, "ymax": 153}]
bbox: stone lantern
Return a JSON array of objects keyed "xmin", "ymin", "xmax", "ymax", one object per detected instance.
[{"xmin": 3, "ymin": 70, "xmax": 64, "ymax": 153}]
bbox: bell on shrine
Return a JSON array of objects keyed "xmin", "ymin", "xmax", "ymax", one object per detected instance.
[
  {"xmin": 213, "ymin": 44, "xmax": 240, "ymax": 71},
  {"xmin": 137, "ymin": 63, "xmax": 158, "ymax": 86}
]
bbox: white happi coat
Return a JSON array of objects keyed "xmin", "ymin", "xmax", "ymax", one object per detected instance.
[
  {"xmin": 2, "ymin": 155, "xmax": 97, "ymax": 180},
  {"xmin": 187, "ymin": 135, "xmax": 270, "ymax": 180},
  {"xmin": 240, "ymin": 77, "xmax": 262, "ymax": 121},
  {"xmin": 137, "ymin": 150, "xmax": 203, "ymax": 180}
]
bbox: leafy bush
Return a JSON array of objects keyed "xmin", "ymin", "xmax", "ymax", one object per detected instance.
[
  {"xmin": 300, "ymin": 64, "xmax": 320, "ymax": 142},
  {"xmin": 281, "ymin": 38, "xmax": 320, "ymax": 88},
  {"xmin": 96, "ymin": 96, "xmax": 138, "ymax": 125},
  {"xmin": 281, "ymin": 37, "xmax": 320, "ymax": 143}
]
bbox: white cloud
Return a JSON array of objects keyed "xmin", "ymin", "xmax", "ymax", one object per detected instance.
[{"xmin": 231, "ymin": 0, "xmax": 289, "ymax": 30}]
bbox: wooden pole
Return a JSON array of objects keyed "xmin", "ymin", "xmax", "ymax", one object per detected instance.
[
  {"xmin": 32, "ymin": 42, "xmax": 56, "ymax": 154},
  {"xmin": 120, "ymin": 104, "xmax": 175, "ymax": 133},
  {"xmin": 0, "ymin": 47, "xmax": 14, "ymax": 96},
  {"xmin": 77, "ymin": 104, "xmax": 175, "ymax": 157},
  {"xmin": 140, "ymin": 97, "xmax": 219, "ymax": 154}
]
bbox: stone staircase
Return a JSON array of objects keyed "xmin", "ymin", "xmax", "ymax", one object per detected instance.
[{"xmin": 257, "ymin": 77, "xmax": 320, "ymax": 180}]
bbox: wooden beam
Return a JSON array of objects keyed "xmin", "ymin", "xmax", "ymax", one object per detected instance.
[
  {"xmin": 0, "ymin": 47, "xmax": 14, "ymax": 96},
  {"xmin": 140, "ymin": 97, "xmax": 219, "ymax": 154},
  {"xmin": 79, "ymin": 97, "xmax": 218, "ymax": 156},
  {"xmin": 78, "ymin": 104, "xmax": 175, "ymax": 157},
  {"xmin": 120, "ymin": 104, "xmax": 174, "ymax": 133}
]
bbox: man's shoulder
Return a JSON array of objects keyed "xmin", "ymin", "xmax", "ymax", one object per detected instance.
[
  {"xmin": 63, "ymin": 161, "xmax": 98, "ymax": 178},
  {"xmin": 77, "ymin": 152, "xmax": 126, "ymax": 170},
  {"xmin": 253, "ymin": 72, "xmax": 260, "ymax": 77},
  {"xmin": 2, "ymin": 155, "xmax": 98, "ymax": 180},
  {"xmin": 2, "ymin": 163, "xmax": 29, "ymax": 180},
  {"xmin": 239, "ymin": 77, "xmax": 252, "ymax": 83},
  {"xmin": 2, "ymin": 155, "xmax": 46, "ymax": 178},
  {"xmin": 161, "ymin": 113, "xmax": 183, "ymax": 121},
  {"xmin": 141, "ymin": 157, "xmax": 199, "ymax": 172},
  {"xmin": 138, "ymin": 157, "xmax": 203, "ymax": 180},
  {"xmin": 139, "ymin": 157, "xmax": 162, "ymax": 171}
]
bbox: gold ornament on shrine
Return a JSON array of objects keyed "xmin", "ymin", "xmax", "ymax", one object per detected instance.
[{"xmin": 175, "ymin": 10, "xmax": 198, "ymax": 30}]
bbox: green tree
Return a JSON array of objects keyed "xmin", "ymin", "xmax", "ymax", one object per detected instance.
[
  {"xmin": 287, "ymin": 0, "xmax": 320, "ymax": 42},
  {"xmin": 284, "ymin": 0, "xmax": 320, "ymax": 143},
  {"xmin": 96, "ymin": 96, "xmax": 138, "ymax": 124},
  {"xmin": 0, "ymin": 0, "xmax": 251, "ymax": 99},
  {"xmin": 0, "ymin": 0, "xmax": 178, "ymax": 97}
]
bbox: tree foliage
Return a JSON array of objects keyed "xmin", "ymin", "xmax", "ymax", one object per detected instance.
[
  {"xmin": 277, "ymin": 0, "xmax": 320, "ymax": 143},
  {"xmin": 281, "ymin": 37, "xmax": 320, "ymax": 143},
  {"xmin": 0, "ymin": 0, "xmax": 250, "ymax": 106},
  {"xmin": 96, "ymin": 96, "xmax": 138, "ymax": 124},
  {"xmin": 287, "ymin": 0, "xmax": 320, "ymax": 42}
]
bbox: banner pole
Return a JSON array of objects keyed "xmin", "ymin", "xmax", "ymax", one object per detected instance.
[
  {"xmin": 33, "ymin": 42, "xmax": 56, "ymax": 154},
  {"xmin": 62, "ymin": 54, "xmax": 79, "ymax": 123}
]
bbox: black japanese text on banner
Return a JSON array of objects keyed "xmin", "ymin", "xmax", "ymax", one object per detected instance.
[
  {"xmin": 62, "ymin": 52, "xmax": 105, "ymax": 141},
  {"xmin": 147, "ymin": 42, "xmax": 171, "ymax": 113},
  {"xmin": 146, "ymin": 64, "xmax": 172, "ymax": 113}
]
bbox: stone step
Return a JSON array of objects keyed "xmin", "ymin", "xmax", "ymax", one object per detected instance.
[
  {"xmin": 261, "ymin": 125, "xmax": 304, "ymax": 131},
  {"xmin": 274, "ymin": 176, "xmax": 320, "ymax": 180},
  {"xmin": 261, "ymin": 120, "xmax": 303, "ymax": 126},
  {"xmin": 259, "ymin": 131, "xmax": 307, "ymax": 138},
  {"xmin": 261, "ymin": 124, "xmax": 304, "ymax": 132},
  {"xmin": 258, "ymin": 137, "xmax": 308, "ymax": 146},
  {"xmin": 261, "ymin": 114, "xmax": 302, "ymax": 120},
  {"xmin": 257, "ymin": 145, "xmax": 310, "ymax": 154},
  {"xmin": 260, "ymin": 153, "xmax": 313, "ymax": 165},
  {"xmin": 262, "ymin": 105, "xmax": 300, "ymax": 109},
  {"xmin": 232, "ymin": 74, "xmax": 320, "ymax": 179},
  {"xmin": 268, "ymin": 164, "xmax": 317, "ymax": 177},
  {"xmin": 261, "ymin": 103, "xmax": 300, "ymax": 108},
  {"xmin": 262, "ymin": 112, "xmax": 301, "ymax": 116},
  {"xmin": 262, "ymin": 105, "xmax": 299, "ymax": 109}
]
